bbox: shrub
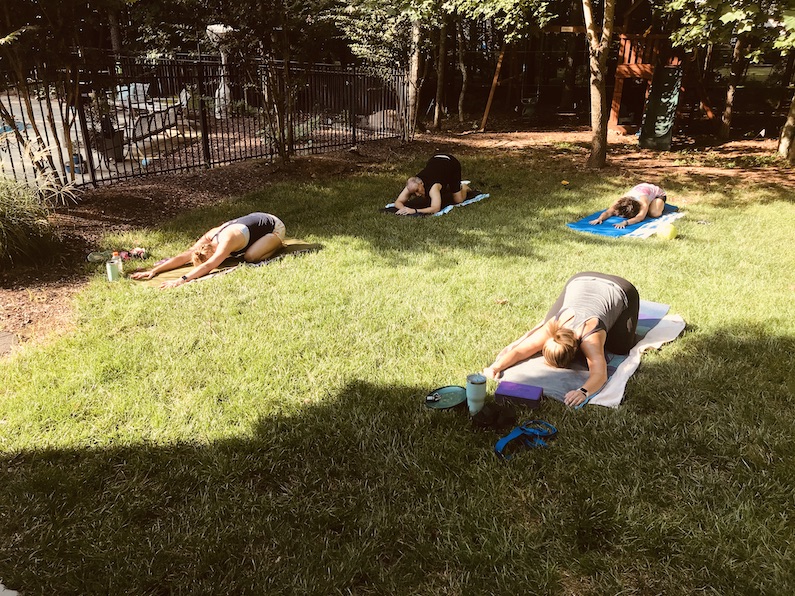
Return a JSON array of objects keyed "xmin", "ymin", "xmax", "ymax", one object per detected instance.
[{"xmin": 0, "ymin": 176, "xmax": 54, "ymax": 266}]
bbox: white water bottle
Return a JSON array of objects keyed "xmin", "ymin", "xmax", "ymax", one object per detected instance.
[
  {"xmin": 106, "ymin": 252, "xmax": 122, "ymax": 281},
  {"xmin": 113, "ymin": 251, "xmax": 123, "ymax": 277}
]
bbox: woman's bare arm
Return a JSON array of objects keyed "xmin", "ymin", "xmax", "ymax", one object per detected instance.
[
  {"xmin": 562, "ymin": 331, "xmax": 608, "ymax": 406},
  {"xmin": 484, "ymin": 320, "xmax": 552, "ymax": 379}
]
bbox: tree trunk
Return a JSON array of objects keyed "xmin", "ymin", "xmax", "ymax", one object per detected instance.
[
  {"xmin": 720, "ymin": 34, "xmax": 748, "ymax": 143},
  {"xmin": 690, "ymin": 50, "xmax": 717, "ymax": 120},
  {"xmin": 433, "ymin": 20, "xmax": 447, "ymax": 130},
  {"xmin": 777, "ymin": 88, "xmax": 795, "ymax": 163},
  {"xmin": 479, "ymin": 44, "xmax": 506, "ymax": 132},
  {"xmin": 457, "ymin": 21, "xmax": 468, "ymax": 124},
  {"xmin": 108, "ymin": 6, "xmax": 123, "ymax": 56},
  {"xmin": 587, "ymin": 49, "xmax": 608, "ymax": 167},
  {"xmin": 406, "ymin": 20, "xmax": 422, "ymax": 139},
  {"xmin": 582, "ymin": 0, "xmax": 616, "ymax": 168}
]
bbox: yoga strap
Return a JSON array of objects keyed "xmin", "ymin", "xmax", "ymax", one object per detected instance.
[{"xmin": 494, "ymin": 420, "xmax": 558, "ymax": 460}]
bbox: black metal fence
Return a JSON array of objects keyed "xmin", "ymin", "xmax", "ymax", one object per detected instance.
[{"xmin": 0, "ymin": 56, "xmax": 409, "ymax": 189}]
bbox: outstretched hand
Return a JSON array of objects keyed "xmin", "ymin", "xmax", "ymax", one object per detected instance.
[
  {"xmin": 159, "ymin": 278, "xmax": 187, "ymax": 289},
  {"xmin": 588, "ymin": 218, "xmax": 602, "ymax": 225},
  {"xmin": 613, "ymin": 221, "xmax": 627, "ymax": 229},
  {"xmin": 130, "ymin": 270, "xmax": 156, "ymax": 280},
  {"xmin": 483, "ymin": 366, "xmax": 502, "ymax": 381},
  {"xmin": 563, "ymin": 388, "xmax": 587, "ymax": 407}
]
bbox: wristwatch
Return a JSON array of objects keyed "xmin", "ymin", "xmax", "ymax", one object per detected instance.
[
  {"xmin": 578, "ymin": 387, "xmax": 588, "ymax": 396},
  {"xmin": 181, "ymin": 275, "xmax": 188, "ymax": 282}
]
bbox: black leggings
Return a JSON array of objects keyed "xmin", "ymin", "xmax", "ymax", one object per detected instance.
[{"xmin": 544, "ymin": 272, "xmax": 640, "ymax": 355}]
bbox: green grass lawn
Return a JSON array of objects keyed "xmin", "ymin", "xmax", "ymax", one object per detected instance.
[{"xmin": 1, "ymin": 149, "xmax": 794, "ymax": 595}]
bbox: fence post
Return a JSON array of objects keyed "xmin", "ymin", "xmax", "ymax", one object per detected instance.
[
  {"xmin": 75, "ymin": 86, "xmax": 98, "ymax": 188},
  {"xmin": 196, "ymin": 62, "xmax": 212, "ymax": 168},
  {"xmin": 351, "ymin": 65, "xmax": 358, "ymax": 147}
]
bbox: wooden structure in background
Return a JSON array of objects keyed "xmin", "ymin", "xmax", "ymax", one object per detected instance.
[{"xmin": 609, "ymin": 34, "xmax": 682, "ymax": 134}]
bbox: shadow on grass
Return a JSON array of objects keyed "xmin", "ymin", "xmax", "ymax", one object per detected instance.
[
  {"xmin": 0, "ymin": 379, "xmax": 559, "ymax": 595},
  {"xmin": 2, "ymin": 325, "xmax": 795, "ymax": 594}
]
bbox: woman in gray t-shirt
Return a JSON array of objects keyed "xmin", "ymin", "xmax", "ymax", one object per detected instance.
[{"xmin": 484, "ymin": 272, "xmax": 639, "ymax": 406}]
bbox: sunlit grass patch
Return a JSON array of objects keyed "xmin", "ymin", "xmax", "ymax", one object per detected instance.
[{"xmin": 1, "ymin": 151, "xmax": 794, "ymax": 594}]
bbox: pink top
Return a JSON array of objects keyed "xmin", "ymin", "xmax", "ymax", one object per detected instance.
[{"xmin": 628, "ymin": 183, "xmax": 665, "ymax": 202}]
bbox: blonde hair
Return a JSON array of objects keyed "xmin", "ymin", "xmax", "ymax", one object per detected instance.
[
  {"xmin": 542, "ymin": 320, "xmax": 579, "ymax": 368},
  {"xmin": 191, "ymin": 242, "xmax": 215, "ymax": 266}
]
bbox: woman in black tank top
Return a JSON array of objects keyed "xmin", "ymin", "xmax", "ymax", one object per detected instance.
[{"xmin": 130, "ymin": 212, "xmax": 285, "ymax": 288}]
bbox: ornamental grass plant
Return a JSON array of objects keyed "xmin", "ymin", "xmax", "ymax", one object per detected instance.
[
  {"xmin": 1, "ymin": 148, "xmax": 794, "ymax": 594},
  {"xmin": 0, "ymin": 177, "xmax": 54, "ymax": 266}
]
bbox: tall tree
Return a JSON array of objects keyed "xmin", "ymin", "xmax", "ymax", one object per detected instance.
[
  {"xmin": 433, "ymin": 18, "xmax": 448, "ymax": 129},
  {"xmin": 660, "ymin": 0, "xmax": 789, "ymax": 142},
  {"xmin": 0, "ymin": 1, "xmax": 124, "ymax": 189},
  {"xmin": 581, "ymin": 0, "xmax": 616, "ymax": 167},
  {"xmin": 450, "ymin": 0, "xmax": 555, "ymax": 130},
  {"xmin": 334, "ymin": 1, "xmax": 437, "ymax": 134},
  {"xmin": 774, "ymin": 6, "xmax": 795, "ymax": 163}
]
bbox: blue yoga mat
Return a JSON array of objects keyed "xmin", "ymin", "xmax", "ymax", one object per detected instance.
[{"xmin": 567, "ymin": 204, "xmax": 681, "ymax": 238}]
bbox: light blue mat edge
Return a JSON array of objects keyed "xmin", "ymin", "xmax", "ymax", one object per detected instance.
[{"xmin": 384, "ymin": 192, "xmax": 490, "ymax": 216}]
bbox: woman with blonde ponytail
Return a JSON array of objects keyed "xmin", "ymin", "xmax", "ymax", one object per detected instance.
[
  {"xmin": 130, "ymin": 212, "xmax": 285, "ymax": 289},
  {"xmin": 484, "ymin": 272, "xmax": 639, "ymax": 406}
]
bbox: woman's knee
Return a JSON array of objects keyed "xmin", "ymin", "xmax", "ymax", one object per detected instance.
[{"xmin": 244, "ymin": 233, "xmax": 282, "ymax": 262}]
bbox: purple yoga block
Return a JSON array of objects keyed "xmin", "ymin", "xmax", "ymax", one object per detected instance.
[{"xmin": 495, "ymin": 382, "xmax": 543, "ymax": 409}]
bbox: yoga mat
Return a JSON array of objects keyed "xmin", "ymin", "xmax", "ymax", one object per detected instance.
[
  {"xmin": 383, "ymin": 190, "xmax": 489, "ymax": 216},
  {"xmin": 135, "ymin": 239, "xmax": 322, "ymax": 287},
  {"xmin": 498, "ymin": 300, "xmax": 686, "ymax": 408},
  {"xmin": 568, "ymin": 204, "xmax": 684, "ymax": 238}
]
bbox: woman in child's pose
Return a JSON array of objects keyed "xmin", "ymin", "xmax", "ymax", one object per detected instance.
[
  {"xmin": 130, "ymin": 212, "xmax": 285, "ymax": 289},
  {"xmin": 589, "ymin": 183, "xmax": 667, "ymax": 229},
  {"xmin": 484, "ymin": 272, "xmax": 639, "ymax": 407}
]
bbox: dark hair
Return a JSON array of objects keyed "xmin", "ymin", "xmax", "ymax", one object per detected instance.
[{"xmin": 614, "ymin": 196, "xmax": 641, "ymax": 219}]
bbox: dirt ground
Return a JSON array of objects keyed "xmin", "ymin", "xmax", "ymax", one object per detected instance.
[{"xmin": 0, "ymin": 128, "xmax": 790, "ymax": 355}]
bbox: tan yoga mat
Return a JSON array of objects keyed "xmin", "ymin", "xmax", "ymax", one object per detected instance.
[{"xmin": 134, "ymin": 239, "xmax": 322, "ymax": 287}]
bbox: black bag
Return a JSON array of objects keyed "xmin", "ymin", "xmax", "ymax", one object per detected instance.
[{"xmin": 472, "ymin": 403, "xmax": 517, "ymax": 431}]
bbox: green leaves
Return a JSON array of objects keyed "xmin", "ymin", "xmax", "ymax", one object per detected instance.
[{"xmin": 662, "ymin": 0, "xmax": 792, "ymax": 55}]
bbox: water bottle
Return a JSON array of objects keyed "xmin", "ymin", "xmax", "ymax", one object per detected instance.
[
  {"xmin": 113, "ymin": 251, "xmax": 123, "ymax": 277},
  {"xmin": 466, "ymin": 373, "xmax": 487, "ymax": 416},
  {"xmin": 106, "ymin": 255, "xmax": 119, "ymax": 281},
  {"xmin": 106, "ymin": 252, "xmax": 122, "ymax": 281}
]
